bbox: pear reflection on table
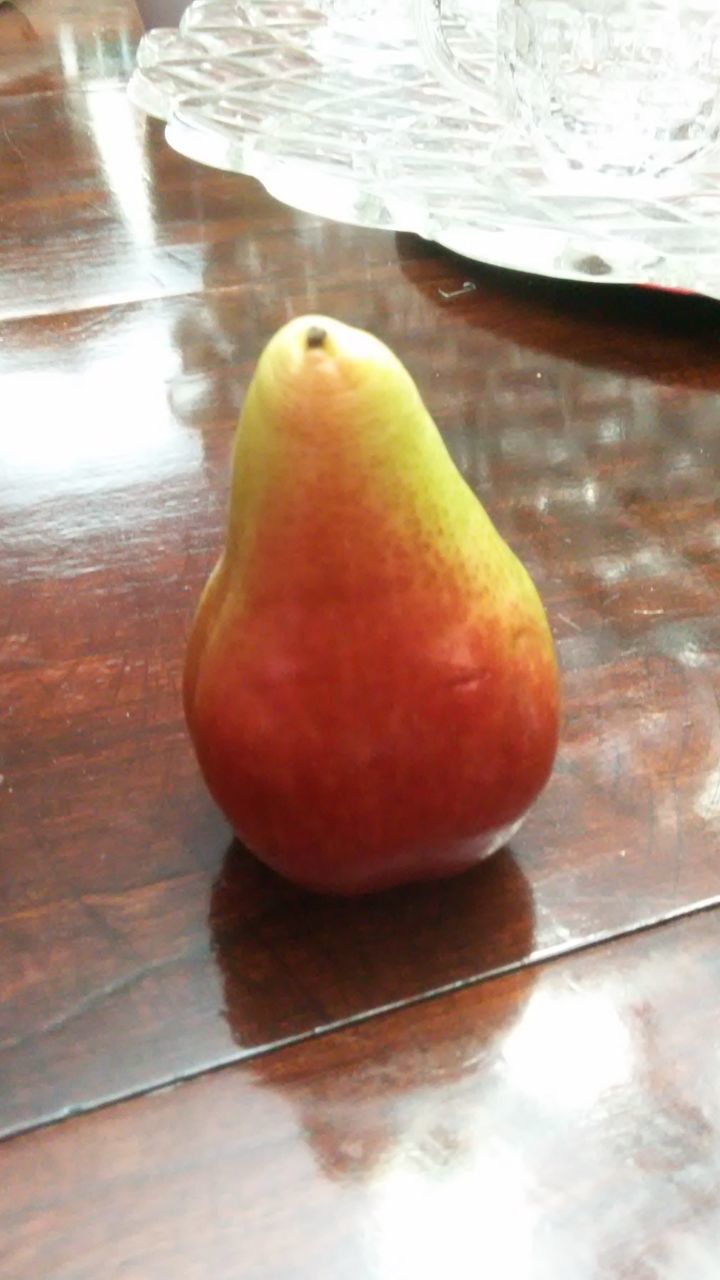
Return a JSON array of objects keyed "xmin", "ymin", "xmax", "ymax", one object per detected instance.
[{"xmin": 209, "ymin": 842, "xmax": 537, "ymax": 1183}]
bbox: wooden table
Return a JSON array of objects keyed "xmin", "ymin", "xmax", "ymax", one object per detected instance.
[{"xmin": 2, "ymin": 4, "xmax": 720, "ymax": 1275}]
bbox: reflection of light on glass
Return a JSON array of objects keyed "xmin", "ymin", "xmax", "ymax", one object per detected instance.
[
  {"xmin": 86, "ymin": 91, "xmax": 154, "ymax": 247},
  {"xmin": 1, "ymin": 319, "xmax": 199, "ymax": 499},
  {"xmin": 699, "ymin": 523, "xmax": 720, "ymax": 550},
  {"xmin": 583, "ymin": 480, "xmax": 598, "ymax": 506},
  {"xmin": 594, "ymin": 544, "xmax": 677, "ymax": 584},
  {"xmin": 593, "ymin": 555, "xmax": 628, "ymax": 583},
  {"xmin": 501, "ymin": 988, "xmax": 634, "ymax": 1110},
  {"xmin": 598, "ymin": 415, "xmax": 625, "ymax": 443},
  {"xmin": 678, "ymin": 639, "xmax": 710, "ymax": 669},
  {"xmin": 694, "ymin": 765, "xmax": 720, "ymax": 821},
  {"xmin": 635, "ymin": 546, "xmax": 676, "ymax": 574},
  {"xmin": 375, "ymin": 1146, "xmax": 535, "ymax": 1280},
  {"xmin": 669, "ymin": 450, "xmax": 696, "ymax": 472},
  {"xmin": 57, "ymin": 23, "xmax": 79, "ymax": 79},
  {"xmin": 546, "ymin": 440, "xmax": 570, "ymax": 464}
]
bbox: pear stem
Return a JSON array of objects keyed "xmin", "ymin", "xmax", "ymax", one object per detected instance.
[{"xmin": 306, "ymin": 326, "xmax": 327, "ymax": 350}]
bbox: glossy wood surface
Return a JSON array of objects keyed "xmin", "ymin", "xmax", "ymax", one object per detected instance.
[
  {"xmin": 3, "ymin": 907, "xmax": 720, "ymax": 1280},
  {"xmin": 2, "ymin": 3, "xmax": 720, "ymax": 1272}
]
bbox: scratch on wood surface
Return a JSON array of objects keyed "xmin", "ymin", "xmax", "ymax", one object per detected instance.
[
  {"xmin": 1, "ymin": 121, "xmax": 26, "ymax": 166},
  {"xmin": 556, "ymin": 612, "xmax": 582, "ymax": 632},
  {"xmin": 438, "ymin": 281, "xmax": 477, "ymax": 300}
]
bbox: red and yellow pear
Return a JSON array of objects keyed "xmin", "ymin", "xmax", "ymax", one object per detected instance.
[{"xmin": 184, "ymin": 316, "xmax": 559, "ymax": 894}]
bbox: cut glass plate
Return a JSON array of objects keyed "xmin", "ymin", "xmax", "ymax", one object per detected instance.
[{"xmin": 129, "ymin": 0, "xmax": 720, "ymax": 296}]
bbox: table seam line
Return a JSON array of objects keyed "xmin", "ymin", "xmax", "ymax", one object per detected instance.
[{"xmin": 2, "ymin": 891, "xmax": 719, "ymax": 1147}]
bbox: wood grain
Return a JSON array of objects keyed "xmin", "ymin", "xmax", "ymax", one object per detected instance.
[{"xmin": 3, "ymin": 907, "xmax": 719, "ymax": 1280}]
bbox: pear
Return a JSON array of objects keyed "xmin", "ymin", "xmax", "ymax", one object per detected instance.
[{"xmin": 184, "ymin": 316, "xmax": 559, "ymax": 895}]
